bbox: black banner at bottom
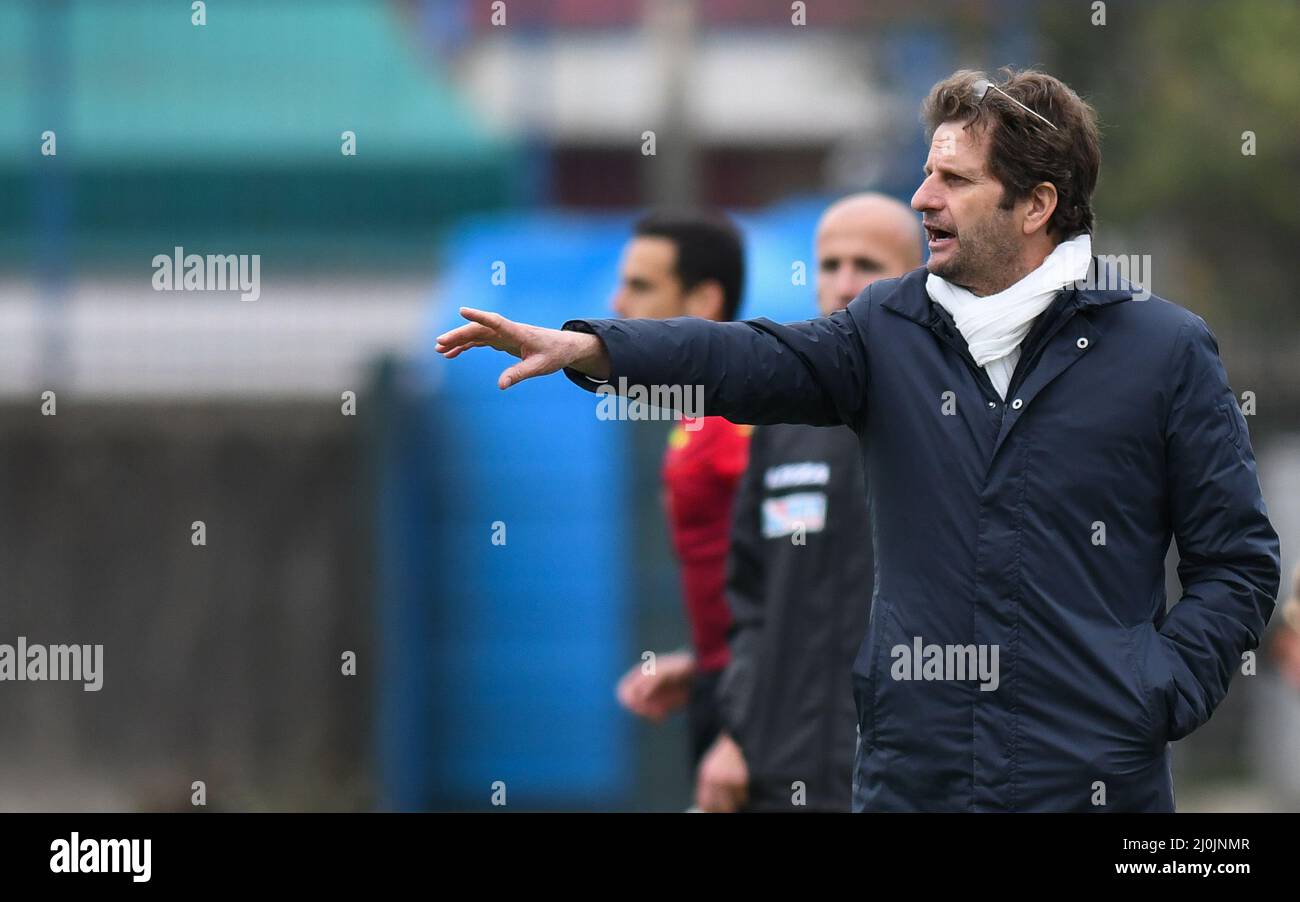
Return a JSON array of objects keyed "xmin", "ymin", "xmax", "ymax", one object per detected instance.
[{"xmin": 0, "ymin": 811, "xmax": 1283, "ymax": 888}]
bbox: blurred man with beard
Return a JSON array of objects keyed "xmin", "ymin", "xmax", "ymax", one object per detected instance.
[{"xmin": 606, "ymin": 211, "xmax": 754, "ymax": 777}]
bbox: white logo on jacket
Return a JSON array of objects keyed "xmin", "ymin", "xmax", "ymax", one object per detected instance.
[
  {"xmin": 764, "ymin": 461, "xmax": 830, "ymax": 490},
  {"xmin": 762, "ymin": 491, "xmax": 827, "ymax": 538}
]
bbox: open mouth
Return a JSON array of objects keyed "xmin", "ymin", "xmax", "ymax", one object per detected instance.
[{"xmin": 925, "ymin": 224, "xmax": 957, "ymax": 249}]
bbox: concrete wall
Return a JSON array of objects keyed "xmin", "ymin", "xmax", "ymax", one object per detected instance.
[{"xmin": 0, "ymin": 402, "xmax": 373, "ymax": 811}]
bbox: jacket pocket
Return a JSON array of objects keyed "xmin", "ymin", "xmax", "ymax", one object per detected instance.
[
  {"xmin": 850, "ymin": 598, "xmax": 888, "ymax": 751},
  {"xmin": 1218, "ymin": 400, "xmax": 1247, "ymax": 454},
  {"xmin": 1131, "ymin": 624, "xmax": 1175, "ymax": 748}
]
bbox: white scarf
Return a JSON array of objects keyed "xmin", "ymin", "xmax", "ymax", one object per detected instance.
[{"xmin": 926, "ymin": 232, "xmax": 1092, "ymax": 400}]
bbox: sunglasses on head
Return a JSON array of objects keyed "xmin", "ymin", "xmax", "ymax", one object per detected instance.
[{"xmin": 972, "ymin": 78, "xmax": 1058, "ymax": 130}]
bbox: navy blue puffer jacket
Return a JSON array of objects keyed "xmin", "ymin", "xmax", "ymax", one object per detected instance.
[{"xmin": 563, "ymin": 259, "xmax": 1280, "ymax": 812}]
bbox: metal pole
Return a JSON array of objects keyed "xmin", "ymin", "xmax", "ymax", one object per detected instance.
[
  {"xmin": 31, "ymin": 0, "xmax": 72, "ymax": 392},
  {"xmin": 643, "ymin": 0, "xmax": 699, "ymax": 208}
]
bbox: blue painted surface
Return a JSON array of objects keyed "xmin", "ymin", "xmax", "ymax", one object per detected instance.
[{"xmin": 378, "ymin": 199, "xmax": 907, "ymax": 808}]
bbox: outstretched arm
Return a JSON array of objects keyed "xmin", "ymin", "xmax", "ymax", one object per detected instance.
[{"xmin": 438, "ymin": 299, "xmax": 873, "ymax": 429}]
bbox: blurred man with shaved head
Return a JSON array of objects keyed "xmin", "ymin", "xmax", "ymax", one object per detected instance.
[
  {"xmin": 815, "ymin": 193, "xmax": 926, "ymax": 316},
  {"xmin": 696, "ymin": 193, "xmax": 922, "ymax": 812}
]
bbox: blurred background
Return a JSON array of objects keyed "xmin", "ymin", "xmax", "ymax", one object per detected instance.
[{"xmin": 0, "ymin": 0, "xmax": 1297, "ymax": 811}]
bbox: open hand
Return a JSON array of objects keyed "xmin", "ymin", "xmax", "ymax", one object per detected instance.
[{"xmin": 435, "ymin": 307, "xmax": 609, "ymax": 389}]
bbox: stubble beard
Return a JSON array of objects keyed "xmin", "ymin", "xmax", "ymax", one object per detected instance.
[{"xmin": 929, "ymin": 208, "xmax": 1022, "ymax": 297}]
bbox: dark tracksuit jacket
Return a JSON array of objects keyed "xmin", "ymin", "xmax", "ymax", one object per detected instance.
[
  {"xmin": 715, "ymin": 423, "xmax": 872, "ymax": 812},
  {"xmin": 564, "ymin": 257, "xmax": 1281, "ymax": 812}
]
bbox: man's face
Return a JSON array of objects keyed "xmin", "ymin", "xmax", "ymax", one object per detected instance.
[
  {"xmin": 911, "ymin": 120, "xmax": 1021, "ymax": 295},
  {"xmin": 815, "ymin": 207, "xmax": 918, "ymax": 315},
  {"xmin": 611, "ymin": 237, "xmax": 687, "ymax": 319}
]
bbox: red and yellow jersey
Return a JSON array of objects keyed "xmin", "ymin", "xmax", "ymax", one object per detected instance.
[{"xmin": 661, "ymin": 416, "xmax": 752, "ymax": 674}]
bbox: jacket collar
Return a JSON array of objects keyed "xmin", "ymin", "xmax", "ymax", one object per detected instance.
[
  {"xmin": 880, "ymin": 255, "xmax": 1134, "ymax": 324},
  {"xmin": 1074, "ymin": 255, "xmax": 1137, "ymax": 308}
]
